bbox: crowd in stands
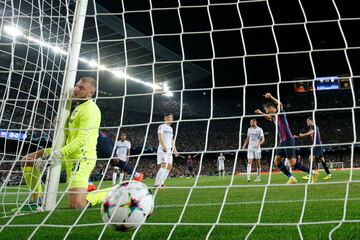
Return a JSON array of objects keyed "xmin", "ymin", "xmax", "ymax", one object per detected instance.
[
  {"xmin": 90, "ymin": 149, "xmax": 360, "ymax": 180},
  {"xmin": 1, "ymin": 89, "xmax": 360, "ymax": 184}
]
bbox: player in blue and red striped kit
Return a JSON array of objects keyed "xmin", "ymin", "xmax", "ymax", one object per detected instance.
[
  {"xmin": 295, "ymin": 117, "xmax": 332, "ymax": 180},
  {"xmin": 179, "ymin": 154, "xmax": 199, "ymax": 179},
  {"xmin": 255, "ymin": 93, "xmax": 319, "ymax": 184}
]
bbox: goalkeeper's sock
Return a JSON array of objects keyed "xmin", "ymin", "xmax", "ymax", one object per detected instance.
[
  {"xmin": 321, "ymin": 161, "xmax": 331, "ymax": 175},
  {"xmin": 277, "ymin": 161, "xmax": 293, "ymax": 178},
  {"xmin": 22, "ymin": 166, "xmax": 43, "ymax": 202},
  {"xmin": 86, "ymin": 187, "xmax": 112, "ymax": 207},
  {"xmin": 294, "ymin": 160, "xmax": 310, "ymax": 174}
]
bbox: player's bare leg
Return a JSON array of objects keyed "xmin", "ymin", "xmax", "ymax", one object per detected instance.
[{"xmin": 68, "ymin": 188, "xmax": 88, "ymax": 209}]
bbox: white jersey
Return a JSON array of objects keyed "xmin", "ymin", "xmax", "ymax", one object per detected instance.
[
  {"xmin": 115, "ymin": 140, "xmax": 131, "ymax": 161},
  {"xmin": 217, "ymin": 156, "xmax": 225, "ymax": 166},
  {"xmin": 247, "ymin": 126, "xmax": 264, "ymax": 149},
  {"xmin": 158, "ymin": 124, "xmax": 173, "ymax": 152}
]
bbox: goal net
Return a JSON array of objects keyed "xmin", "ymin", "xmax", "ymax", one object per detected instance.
[
  {"xmin": 318, "ymin": 161, "xmax": 343, "ymax": 170},
  {"xmin": 1, "ymin": 0, "xmax": 360, "ymax": 239}
]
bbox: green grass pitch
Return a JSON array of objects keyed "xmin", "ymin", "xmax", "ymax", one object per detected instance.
[{"xmin": 1, "ymin": 170, "xmax": 360, "ymax": 240}]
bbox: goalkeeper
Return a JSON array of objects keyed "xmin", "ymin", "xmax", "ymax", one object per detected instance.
[{"xmin": 21, "ymin": 77, "xmax": 101, "ymax": 210}]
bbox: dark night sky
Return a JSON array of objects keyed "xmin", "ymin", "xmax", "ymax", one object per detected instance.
[{"xmin": 90, "ymin": 0, "xmax": 360, "ymax": 96}]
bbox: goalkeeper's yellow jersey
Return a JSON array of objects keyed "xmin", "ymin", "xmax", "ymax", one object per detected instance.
[{"xmin": 46, "ymin": 99, "xmax": 101, "ymax": 162}]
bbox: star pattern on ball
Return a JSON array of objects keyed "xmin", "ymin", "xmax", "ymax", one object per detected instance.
[{"xmin": 127, "ymin": 195, "xmax": 143, "ymax": 213}]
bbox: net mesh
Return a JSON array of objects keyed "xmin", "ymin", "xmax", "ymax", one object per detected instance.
[{"xmin": 0, "ymin": 0, "xmax": 360, "ymax": 239}]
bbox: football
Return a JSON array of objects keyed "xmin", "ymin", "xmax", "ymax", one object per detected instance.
[{"xmin": 101, "ymin": 181, "xmax": 154, "ymax": 231}]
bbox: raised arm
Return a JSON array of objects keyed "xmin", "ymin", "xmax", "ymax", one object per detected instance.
[
  {"xmin": 255, "ymin": 109, "xmax": 273, "ymax": 122},
  {"xmin": 264, "ymin": 93, "xmax": 283, "ymax": 111}
]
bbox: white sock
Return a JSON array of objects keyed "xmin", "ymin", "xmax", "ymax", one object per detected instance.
[
  {"xmin": 223, "ymin": 171, "xmax": 225, "ymax": 177},
  {"xmin": 257, "ymin": 168, "xmax": 261, "ymax": 179},
  {"xmin": 247, "ymin": 164, "xmax": 251, "ymax": 180},
  {"xmin": 112, "ymin": 172, "xmax": 117, "ymax": 185},
  {"xmin": 161, "ymin": 169, "xmax": 170, "ymax": 186},
  {"xmin": 119, "ymin": 172, "xmax": 124, "ymax": 183},
  {"xmin": 155, "ymin": 168, "xmax": 166, "ymax": 186}
]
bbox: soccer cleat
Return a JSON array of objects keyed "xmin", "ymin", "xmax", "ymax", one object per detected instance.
[
  {"xmin": 87, "ymin": 183, "xmax": 97, "ymax": 192},
  {"xmin": 88, "ymin": 184, "xmax": 96, "ymax": 192},
  {"xmin": 134, "ymin": 173, "xmax": 144, "ymax": 182},
  {"xmin": 287, "ymin": 176, "xmax": 297, "ymax": 184},
  {"xmin": 12, "ymin": 202, "xmax": 44, "ymax": 214},
  {"xmin": 302, "ymin": 175, "xmax": 309, "ymax": 180},
  {"xmin": 154, "ymin": 184, "xmax": 164, "ymax": 190},
  {"xmin": 323, "ymin": 174, "xmax": 332, "ymax": 180},
  {"xmin": 254, "ymin": 178, "xmax": 261, "ymax": 182},
  {"xmin": 311, "ymin": 171, "xmax": 319, "ymax": 183}
]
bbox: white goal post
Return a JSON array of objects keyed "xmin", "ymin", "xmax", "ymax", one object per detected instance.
[
  {"xmin": 0, "ymin": 0, "xmax": 358, "ymax": 239},
  {"xmin": 44, "ymin": 0, "xmax": 89, "ymax": 211}
]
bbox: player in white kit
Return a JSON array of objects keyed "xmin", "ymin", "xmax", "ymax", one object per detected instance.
[
  {"xmin": 112, "ymin": 133, "xmax": 143, "ymax": 185},
  {"xmin": 155, "ymin": 113, "xmax": 178, "ymax": 188},
  {"xmin": 217, "ymin": 153, "xmax": 226, "ymax": 177},
  {"xmin": 242, "ymin": 119, "xmax": 265, "ymax": 182},
  {"xmin": 113, "ymin": 133, "xmax": 131, "ymax": 184}
]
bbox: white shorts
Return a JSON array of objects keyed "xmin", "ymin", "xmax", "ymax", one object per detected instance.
[
  {"xmin": 218, "ymin": 162, "xmax": 224, "ymax": 171},
  {"xmin": 247, "ymin": 149, "xmax": 261, "ymax": 160},
  {"xmin": 157, "ymin": 150, "xmax": 173, "ymax": 165}
]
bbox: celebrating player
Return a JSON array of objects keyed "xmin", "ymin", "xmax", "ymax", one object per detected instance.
[
  {"xmin": 255, "ymin": 93, "xmax": 319, "ymax": 184},
  {"xmin": 21, "ymin": 77, "xmax": 101, "ymax": 210},
  {"xmin": 242, "ymin": 119, "xmax": 265, "ymax": 182},
  {"xmin": 295, "ymin": 117, "xmax": 332, "ymax": 180},
  {"xmin": 154, "ymin": 113, "xmax": 179, "ymax": 188},
  {"xmin": 217, "ymin": 153, "xmax": 226, "ymax": 177},
  {"xmin": 180, "ymin": 154, "xmax": 198, "ymax": 179}
]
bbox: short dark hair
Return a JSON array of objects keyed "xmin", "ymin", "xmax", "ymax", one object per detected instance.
[
  {"xmin": 250, "ymin": 118, "xmax": 257, "ymax": 122},
  {"xmin": 263, "ymin": 102, "xmax": 276, "ymax": 109},
  {"xmin": 80, "ymin": 76, "xmax": 97, "ymax": 89},
  {"xmin": 164, "ymin": 113, "xmax": 173, "ymax": 117}
]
